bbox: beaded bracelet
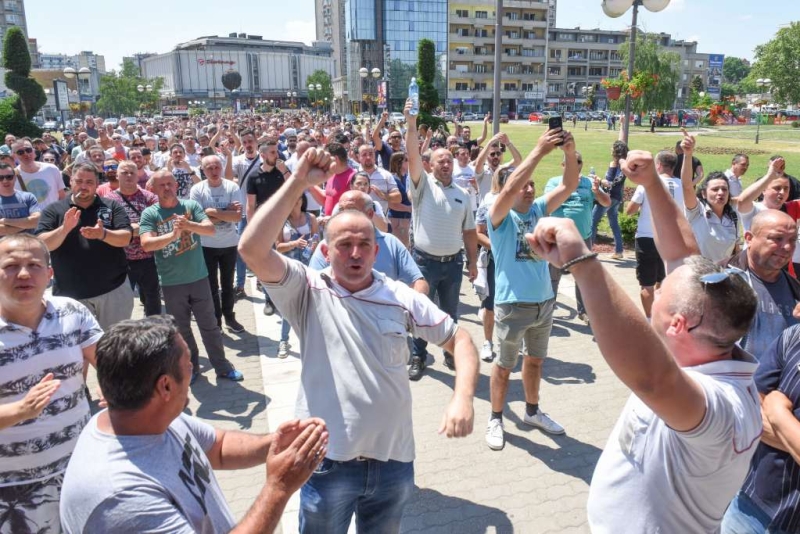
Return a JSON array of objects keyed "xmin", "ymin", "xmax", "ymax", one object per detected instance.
[{"xmin": 560, "ymin": 252, "xmax": 598, "ymax": 274}]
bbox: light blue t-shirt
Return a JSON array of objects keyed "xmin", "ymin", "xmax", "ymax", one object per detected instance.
[
  {"xmin": 488, "ymin": 197, "xmax": 553, "ymax": 305},
  {"xmin": 0, "ymin": 191, "xmax": 40, "ymax": 234},
  {"xmin": 544, "ymin": 175, "xmax": 594, "ymax": 239},
  {"xmin": 309, "ymin": 229, "xmax": 422, "ymax": 285}
]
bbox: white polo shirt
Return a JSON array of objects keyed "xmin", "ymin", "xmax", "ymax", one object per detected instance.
[
  {"xmin": 409, "ymin": 170, "xmax": 476, "ymax": 257},
  {"xmin": 686, "ymin": 202, "xmax": 740, "ymax": 263}
]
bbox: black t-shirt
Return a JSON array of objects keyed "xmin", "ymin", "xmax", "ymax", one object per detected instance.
[
  {"xmin": 247, "ymin": 167, "xmax": 285, "ymax": 208},
  {"xmin": 377, "ymin": 143, "xmax": 393, "ymax": 171},
  {"xmin": 674, "ymin": 154, "xmax": 701, "ymax": 178},
  {"xmin": 35, "ymin": 195, "xmax": 132, "ymax": 299}
]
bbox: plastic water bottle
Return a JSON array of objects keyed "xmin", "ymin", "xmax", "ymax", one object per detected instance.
[
  {"xmin": 408, "ymin": 78, "xmax": 419, "ymax": 116},
  {"xmin": 589, "ymin": 166, "xmax": 596, "ymax": 177},
  {"xmin": 302, "ymin": 233, "xmax": 319, "ymax": 261}
]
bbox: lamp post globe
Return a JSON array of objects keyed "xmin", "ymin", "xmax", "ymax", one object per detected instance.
[
  {"xmin": 642, "ymin": 0, "xmax": 671, "ymax": 12},
  {"xmin": 359, "ymin": 67, "xmax": 368, "ymax": 79},
  {"xmin": 315, "ymin": 83, "xmax": 322, "ymax": 91},
  {"xmin": 371, "ymin": 67, "xmax": 381, "ymax": 79},
  {"xmin": 601, "ymin": 0, "xmax": 634, "ymax": 18},
  {"xmin": 63, "ymin": 67, "xmax": 76, "ymax": 79},
  {"xmin": 137, "ymin": 84, "xmax": 144, "ymax": 92}
]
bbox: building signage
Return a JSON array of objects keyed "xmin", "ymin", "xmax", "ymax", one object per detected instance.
[
  {"xmin": 162, "ymin": 105, "xmax": 190, "ymax": 116},
  {"xmin": 524, "ymin": 91, "xmax": 545, "ymax": 99},
  {"xmin": 197, "ymin": 58, "xmax": 236, "ymax": 66},
  {"xmin": 53, "ymin": 80, "xmax": 69, "ymax": 111},
  {"xmin": 707, "ymin": 54, "xmax": 724, "ymax": 99}
]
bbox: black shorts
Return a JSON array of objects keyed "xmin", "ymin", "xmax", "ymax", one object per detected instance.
[
  {"xmin": 635, "ymin": 237, "xmax": 665, "ymax": 287},
  {"xmin": 480, "ymin": 253, "xmax": 495, "ymax": 311}
]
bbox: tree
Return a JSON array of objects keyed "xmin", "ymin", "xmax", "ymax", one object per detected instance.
[
  {"xmin": 691, "ymin": 75, "xmax": 704, "ymax": 94},
  {"xmin": 96, "ymin": 58, "xmax": 163, "ymax": 116},
  {"xmin": 388, "ymin": 58, "xmax": 415, "ymax": 111},
  {"xmin": 416, "ymin": 39, "xmax": 446, "ymax": 132},
  {"xmin": 305, "ymin": 69, "xmax": 333, "ymax": 106},
  {"xmin": 722, "ymin": 57, "xmax": 750, "ymax": 84},
  {"xmin": 751, "ymin": 22, "xmax": 800, "ymax": 105},
  {"xmin": 0, "ymin": 26, "xmax": 44, "ymax": 138},
  {"xmin": 611, "ymin": 33, "xmax": 680, "ymax": 113}
]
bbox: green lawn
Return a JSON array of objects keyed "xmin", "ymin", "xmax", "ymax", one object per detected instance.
[{"xmin": 460, "ymin": 120, "xmax": 800, "ymax": 190}]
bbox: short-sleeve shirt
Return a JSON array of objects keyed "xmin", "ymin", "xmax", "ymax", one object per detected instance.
[
  {"xmin": 685, "ymin": 202, "xmax": 739, "ymax": 263},
  {"xmin": 453, "ymin": 163, "xmax": 477, "ymax": 211},
  {"xmin": 189, "ymin": 180, "xmax": 240, "ymax": 248},
  {"xmin": 740, "ymin": 326, "xmax": 800, "ymax": 533},
  {"xmin": 231, "ymin": 154, "xmax": 261, "ymax": 208},
  {"xmin": 742, "ymin": 270, "xmax": 798, "ymax": 360},
  {"xmin": 544, "ymin": 175, "xmax": 596, "ymax": 239},
  {"xmin": 324, "ymin": 168, "xmax": 355, "ymax": 216},
  {"xmin": 408, "ymin": 171, "xmax": 475, "ymax": 257},
  {"xmin": 16, "ymin": 163, "xmax": 63, "ymax": 208},
  {"xmin": 139, "ymin": 200, "xmax": 209, "ymax": 287},
  {"xmin": 35, "ymin": 196, "xmax": 132, "ymax": 300},
  {"xmin": 630, "ymin": 176, "xmax": 685, "ymax": 239},
  {"xmin": 60, "ymin": 413, "xmax": 235, "ymax": 534},
  {"xmin": 488, "ymin": 197, "xmax": 553, "ymax": 305},
  {"xmin": 309, "ymin": 229, "xmax": 423, "ymax": 285},
  {"xmin": 0, "ymin": 297, "xmax": 102, "ymax": 487},
  {"xmin": 247, "ymin": 167, "xmax": 285, "ymax": 209},
  {"xmin": 171, "ymin": 167, "xmax": 196, "ymax": 200},
  {"xmin": 0, "ymin": 191, "xmax": 40, "ymax": 234},
  {"xmin": 587, "ymin": 348, "xmax": 762, "ymax": 533},
  {"xmin": 365, "ymin": 166, "xmax": 397, "ymax": 214},
  {"xmin": 264, "ymin": 260, "xmax": 455, "ymax": 462},
  {"xmin": 104, "ymin": 188, "xmax": 158, "ymax": 261}
]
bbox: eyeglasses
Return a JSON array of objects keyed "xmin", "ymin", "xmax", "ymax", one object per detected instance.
[
  {"xmin": 0, "ymin": 174, "xmax": 15, "ymax": 181},
  {"xmin": 687, "ymin": 267, "xmax": 747, "ymax": 334},
  {"xmin": 103, "ymin": 165, "xmax": 119, "ymax": 172},
  {"xmin": 15, "ymin": 147, "xmax": 33, "ymax": 155}
]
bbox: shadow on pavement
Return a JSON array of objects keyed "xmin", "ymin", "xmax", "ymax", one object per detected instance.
[
  {"xmin": 542, "ymin": 355, "xmax": 596, "ymax": 385},
  {"xmin": 190, "ymin": 365, "xmax": 269, "ymax": 430},
  {"xmin": 401, "ymin": 487, "xmax": 514, "ymax": 533}
]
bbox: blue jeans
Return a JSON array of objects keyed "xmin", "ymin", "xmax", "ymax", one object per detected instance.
[
  {"xmin": 299, "ymin": 458, "xmax": 414, "ymax": 534},
  {"xmin": 591, "ymin": 198, "xmax": 623, "ymax": 254},
  {"xmin": 280, "ymin": 315, "xmax": 291, "ymax": 342},
  {"xmin": 235, "ymin": 218, "xmax": 247, "ymax": 288},
  {"xmin": 721, "ymin": 491, "xmax": 787, "ymax": 534},
  {"xmin": 411, "ymin": 253, "xmax": 463, "ymax": 358}
]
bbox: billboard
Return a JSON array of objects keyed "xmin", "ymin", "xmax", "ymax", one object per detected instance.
[{"xmin": 707, "ymin": 54, "xmax": 724, "ymax": 99}]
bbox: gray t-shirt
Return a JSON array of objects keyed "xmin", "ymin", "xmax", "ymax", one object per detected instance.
[
  {"xmin": 743, "ymin": 271, "xmax": 799, "ymax": 360},
  {"xmin": 189, "ymin": 179, "xmax": 240, "ymax": 248},
  {"xmin": 60, "ymin": 413, "xmax": 235, "ymax": 534}
]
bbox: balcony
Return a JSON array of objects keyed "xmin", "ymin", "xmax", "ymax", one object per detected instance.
[
  {"xmin": 448, "ymin": 90, "xmax": 493, "ymax": 101},
  {"xmin": 567, "ymin": 71, "xmax": 587, "ymax": 79},
  {"xmin": 449, "ymin": 69, "xmax": 494, "ymax": 80}
]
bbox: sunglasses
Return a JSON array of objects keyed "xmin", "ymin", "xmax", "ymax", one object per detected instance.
[
  {"xmin": 687, "ymin": 267, "xmax": 747, "ymax": 333},
  {"xmin": 15, "ymin": 147, "xmax": 33, "ymax": 155},
  {"xmin": 0, "ymin": 174, "xmax": 15, "ymax": 181},
  {"xmin": 390, "ymin": 136, "xmax": 402, "ymax": 140},
  {"xmin": 103, "ymin": 165, "xmax": 119, "ymax": 172}
]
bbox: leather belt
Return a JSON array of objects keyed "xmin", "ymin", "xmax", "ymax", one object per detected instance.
[{"xmin": 413, "ymin": 248, "xmax": 462, "ymax": 263}]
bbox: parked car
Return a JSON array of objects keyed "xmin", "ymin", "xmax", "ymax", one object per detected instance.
[
  {"xmin": 389, "ymin": 111, "xmax": 405, "ymax": 123},
  {"xmin": 528, "ymin": 112, "xmax": 544, "ymax": 122},
  {"xmin": 103, "ymin": 118, "xmax": 119, "ymax": 128},
  {"xmin": 461, "ymin": 112, "xmax": 477, "ymax": 121},
  {"xmin": 499, "ymin": 114, "xmax": 509, "ymax": 123},
  {"xmin": 575, "ymin": 112, "xmax": 588, "ymax": 121},
  {"xmin": 43, "ymin": 120, "xmax": 59, "ymax": 130},
  {"xmin": 343, "ymin": 114, "xmax": 357, "ymax": 123}
]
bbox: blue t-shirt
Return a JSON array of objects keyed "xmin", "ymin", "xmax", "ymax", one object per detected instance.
[
  {"xmin": 0, "ymin": 191, "xmax": 40, "ymax": 233},
  {"xmin": 544, "ymin": 175, "xmax": 594, "ymax": 239},
  {"xmin": 488, "ymin": 197, "xmax": 553, "ymax": 305},
  {"xmin": 308, "ymin": 229, "xmax": 422, "ymax": 285},
  {"xmin": 741, "ymin": 325, "xmax": 800, "ymax": 532},
  {"xmin": 742, "ymin": 271, "xmax": 798, "ymax": 360}
]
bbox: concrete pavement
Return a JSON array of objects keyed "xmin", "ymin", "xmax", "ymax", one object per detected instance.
[{"xmin": 88, "ymin": 252, "xmax": 643, "ymax": 533}]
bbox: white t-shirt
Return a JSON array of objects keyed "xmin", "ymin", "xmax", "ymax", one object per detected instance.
[
  {"xmin": 363, "ymin": 166, "xmax": 397, "ymax": 214},
  {"xmin": 631, "ymin": 176, "xmax": 685, "ymax": 239},
  {"xmin": 471, "ymin": 164, "xmax": 495, "ymax": 204},
  {"xmin": 189, "ymin": 179, "xmax": 240, "ymax": 248},
  {"xmin": 587, "ymin": 350, "xmax": 762, "ymax": 533},
  {"xmin": 16, "ymin": 163, "xmax": 63, "ymax": 208},
  {"xmin": 453, "ymin": 163, "xmax": 477, "ymax": 211},
  {"xmin": 0, "ymin": 297, "xmax": 102, "ymax": 487}
]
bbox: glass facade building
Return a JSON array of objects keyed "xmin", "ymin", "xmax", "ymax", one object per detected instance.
[
  {"xmin": 384, "ymin": 0, "xmax": 447, "ymax": 64},
  {"xmin": 345, "ymin": 0, "xmax": 377, "ymax": 41}
]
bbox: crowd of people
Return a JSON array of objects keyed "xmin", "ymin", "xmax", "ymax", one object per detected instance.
[{"xmin": 0, "ymin": 98, "xmax": 798, "ymax": 534}]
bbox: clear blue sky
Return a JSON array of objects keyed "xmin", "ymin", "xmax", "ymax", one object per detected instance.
[{"xmin": 26, "ymin": 0, "xmax": 794, "ymax": 71}]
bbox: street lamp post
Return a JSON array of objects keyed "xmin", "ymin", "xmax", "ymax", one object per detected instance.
[
  {"xmin": 581, "ymin": 86, "xmax": 591, "ymax": 131},
  {"xmin": 601, "ymin": 0, "xmax": 671, "ymax": 144},
  {"xmin": 63, "ymin": 66, "xmax": 93, "ymax": 117},
  {"xmin": 755, "ymin": 78, "xmax": 772, "ymax": 144},
  {"xmin": 359, "ymin": 67, "xmax": 381, "ymax": 116},
  {"xmin": 287, "ymin": 91, "xmax": 297, "ymax": 109},
  {"xmin": 137, "ymin": 83, "xmax": 154, "ymax": 116}
]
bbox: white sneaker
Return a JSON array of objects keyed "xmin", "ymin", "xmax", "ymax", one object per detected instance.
[
  {"xmin": 523, "ymin": 410, "xmax": 565, "ymax": 435},
  {"xmin": 485, "ymin": 418, "xmax": 505, "ymax": 450},
  {"xmin": 480, "ymin": 340, "xmax": 495, "ymax": 362},
  {"xmin": 278, "ymin": 341, "xmax": 290, "ymax": 359}
]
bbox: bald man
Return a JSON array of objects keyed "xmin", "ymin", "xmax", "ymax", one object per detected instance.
[
  {"xmin": 722, "ymin": 209, "xmax": 800, "ymax": 359},
  {"xmin": 239, "ymin": 148, "xmax": 477, "ymax": 532}
]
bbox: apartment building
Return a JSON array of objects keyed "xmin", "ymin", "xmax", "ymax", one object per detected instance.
[{"xmin": 448, "ymin": 0, "xmax": 551, "ymax": 116}]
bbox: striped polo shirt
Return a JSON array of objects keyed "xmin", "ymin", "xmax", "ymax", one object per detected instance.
[
  {"xmin": 409, "ymin": 170, "xmax": 476, "ymax": 257},
  {"xmin": 0, "ymin": 297, "xmax": 103, "ymax": 486},
  {"xmin": 741, "ymin": 325, "xmax": 800, "ymax": 532}
]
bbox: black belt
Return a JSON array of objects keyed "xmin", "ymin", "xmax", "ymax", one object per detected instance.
[{"xmin": 413, "ymin": 248, "xmax": 462, "ymax": 263}]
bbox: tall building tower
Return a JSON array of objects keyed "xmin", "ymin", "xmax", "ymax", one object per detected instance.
[
  {"xmin": 0, "ymin": 0, "xmax": 28, "ymax": 41},
  {"xmin": 316, "ymin": 0, "xmax": 349, "ymax": 112},
  {"xmin": 448, "ymin": 0, "xmax": 551, "ymax": 116}
]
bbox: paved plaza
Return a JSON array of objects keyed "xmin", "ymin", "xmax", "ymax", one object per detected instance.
[{"xmin": 87, "ymin": 253, "xmax": 643, "ymax": 533}]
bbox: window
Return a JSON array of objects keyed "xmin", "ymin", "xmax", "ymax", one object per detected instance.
[
  {"xmin": 589, "ymin": 67, "xmax": 604, "ymax": 76},
  {"xmin": 683, "ymin": 59, "xmax": 689, "ymax": 67},
  {"xmin": 475, "ymin": 64, "xmax": 487, "ymax": 73},
  {"xmin": 475, "ymin": 10, "xmax": 488, "ymax": 18},
  {"xmin": 523, "ymin": 12, "xmax": 537, "ymax": 21},
  {"xmin": 455, "ymin": 47, "xmax": 468, "ymax": 55},
  {"xmin": 506, "ymin": 31, "xmax": 520, "ymax": 39},
  {"xmin": 557, "ymin": 33, "xmax": 576, "ymax": 41},
  {"xmin": 521, "ymin": 83, "xmax": 537, "ymax": 91},
  {"xmin": 456, "ymin": 28, "xmax": 469, "ymax": 37},
  {"xmin": 695, "ymin": 60, "xmax": 704, "ymax": 69},
  {"xmin": 550, "ymin": 49, "xmax": 562, "ymax": 59},
  {"xmin": 506, "ymin": 65, "xmax": 518, "ymax": 74},
  {"xmin": 455, "ymin": 82, "xmax": 469, "ymax": 91},
  {"xmin": 475, "ymin": 46, "xmax": 489, "ymax": 55},
  {"xmin": 505, "ymin": 48, "xmax": 518, "ymax": 56},
  {"xmin": 5, "ymin": 13, "xmax": 19, "ymax": 24},
  {"xmin": 474, "ymin": 82, "xmax": 487, "ymax": 91},
  {"xmin": 568, "ymin": 67, "xmax": 584, "ymax": 76},
  {"xmin": 548, "ymin": 66, "xmax": 561, "ymax": 75},
  {"xmin": 577, "ymin": 34, "xmax": 597, "ymax": 43},
  {"xmin": 506, "ymin": 12, "xmax": 519, "ymax": 20},
  {"xmin": 476, "ymin": 29, "xmax": 489, "ymax": 37},
  {"xmin": 455, "ymin": 9, "xmax": 468, "ymax": 17},
  {"xmin": 503, "ymin": 82, "xmax": 518, "ymax": 90},
  {"xmin": 609, "ymin": 68, "xmax": 622, "ymax": 77},
  {"xmin": 548, "ymin": 83, "xmax": 562, "ymax": 93}
]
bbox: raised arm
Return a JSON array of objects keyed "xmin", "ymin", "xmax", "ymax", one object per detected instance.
[
  {"xmin": 543, "ymin": 133, "xmax": 579, "ymax": 215},
  {"xmin": 737, "ymin": 157, "xmax": 785, "ymax": 214},
  {"xmin": 403, "ymin": 99, "xmax": 423, "ymax": 186},
  {"xmin": 528, "ymin": 218, "xmax": 707, "ymax": 432},
  {"xmin": 489, "ymin": 128, "xmax": 561, "ymax": 229},
  {"xmin": 475, "ymin": 115, "xmax": 489, "ymax": 146},
  {"xmin": 373, "ymin": 111, "xmax": 387, "ymax": 151},
  {"xmin": 621, "ymin": 150, "xmax": 699, "ymax": 269},
  {"xmin": 679, "ymin": 129, "xmax": 698, "ymax": 211},
  {"xmin": 239, "ymin": 149, "xmax": 334, "ymax": 283}
]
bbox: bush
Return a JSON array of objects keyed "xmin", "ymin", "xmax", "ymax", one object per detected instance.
[
  {"xmin": 792, "ymin": 121, "xmax": 800, "ymax": 129},
  {"xmin": 0, "ymin": 97, "xmax": 41, "ymax": 139},
  {"xmin": 617, "ymin": 211, "xmax": 639, "ymax": 245}
]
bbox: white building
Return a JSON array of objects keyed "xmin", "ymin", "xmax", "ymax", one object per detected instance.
[{"xmin": 140, "ymin": 33, "xmax": 334, "ymax": 109}]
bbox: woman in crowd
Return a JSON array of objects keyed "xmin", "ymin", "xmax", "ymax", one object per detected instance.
[
  {"xmin": 166, "ymin": 143, "xmax": 200, "ymax": 199},
  {"xmin": 591, "ymin": 139, "xmax": 628, "ymax": 259},
  {"xmin": 387, "ymin": 151, "xmax": 412, "ymax": 248},
  {"xmin": 274, "ymin": 193, "xmax": 319, "ymax": 358}
]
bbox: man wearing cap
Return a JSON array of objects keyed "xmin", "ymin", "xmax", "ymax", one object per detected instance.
[{"xmin": 63, "ymin": 130, "xmax": 77, "ymax": 154}]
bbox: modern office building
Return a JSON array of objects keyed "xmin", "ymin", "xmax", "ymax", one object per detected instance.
[
  {"xmin": 140, "ymin": 34, "xmax": 334, "ymax": 109},
  {"xmin": 447, "ymin": 0, "xmax": 552, "ymax": 116},
  {"xmin": 0, "ymin": 0, "xmax": 27, "ymax": 42},
  {"xmin": 315, "ymin": 0, "xmax": 349, "ymax": 111}
]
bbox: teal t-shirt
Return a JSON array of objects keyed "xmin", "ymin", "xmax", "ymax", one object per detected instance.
[
  {"xmin": 139, "ymin": 199, "xmax": 209, "ymax": 287},
  {"xmin": 544, "ymin": 175, "xmax": 594, "ymax": 239},
  {"xmin": 488, "ymin": 197, "xmax": 554, "ymax": 305}
]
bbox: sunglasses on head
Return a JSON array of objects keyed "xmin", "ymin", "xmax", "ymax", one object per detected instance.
[
  {"xmin": 687, "ymin": 267, "xmax": 747, "ymax": 334},
  {"xmin": 15, "ymin": 147, "xmax": 33, "ymax": 155},
  {"xmin": 0, "ymin": 173, "xmax": 15, "ymax": 181}
]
